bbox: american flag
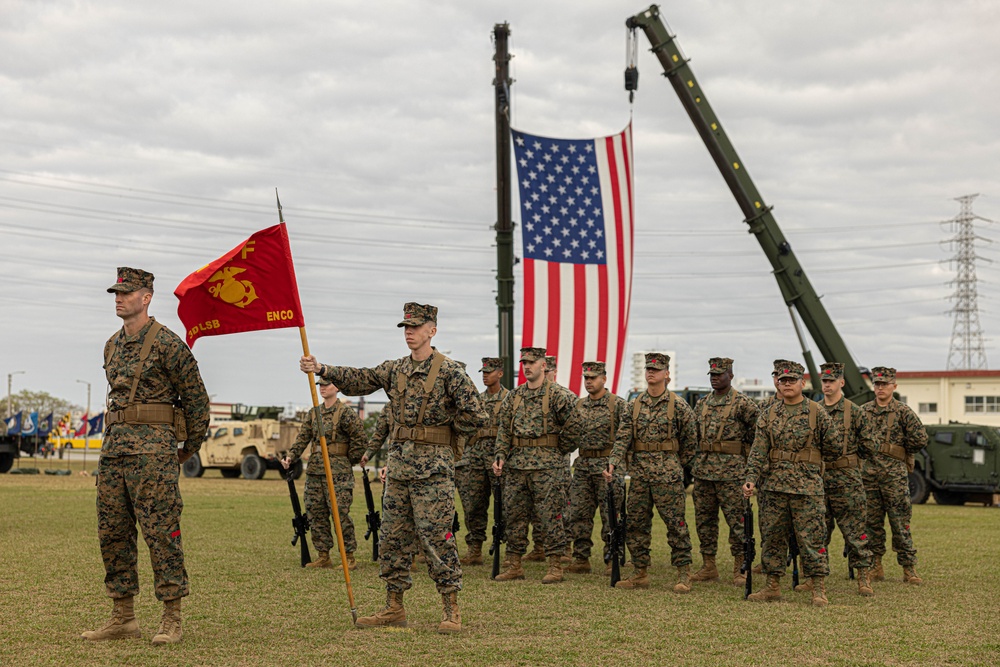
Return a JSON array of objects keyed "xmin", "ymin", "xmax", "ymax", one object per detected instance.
[{"xmin": 513, "ymin": 125, "xmax": 634, "ymax": 395}]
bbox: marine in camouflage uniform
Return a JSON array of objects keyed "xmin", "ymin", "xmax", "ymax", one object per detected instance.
[
  {"xmin": 606, "ymin": 352, "xmax": 698, "ymax": 593},
  {"xmin": 690, "ymin": 358, "xmax": 759, "ymax": 585},
  {"xmin": 861, "ymin": 366, "xmax": 926, "ymax": 585},
  {"xmin": 743, "ymin": 360, "xmax": 841, "ymax": 607},
  {"xmin": 493, "ymin": 347, "xmax": 580, "ymax": 584},
  {"xmin": 566, "ymin": 361, "xmax": 626, "ymax": 575},
  {"xmin": 455, "ymin": 357, "xmax": 508, "ymax": 566},
  {"xmin": 304, "ymin": 302, "xmax": 486, "ymax": 633},
  {"xmin": 83, "ymin": 267, "xmax": 210, "ymax": 645},
  {"xmin": 283, "ymin": 377, "xmax": 367, "ymax": 570}
]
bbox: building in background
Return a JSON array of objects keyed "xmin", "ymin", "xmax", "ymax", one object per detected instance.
[
  {"xmin": 893, "ymin": 370, "xmax": 1000, "ymax": 426},
  {"xmin": 735, "ymin": 377, "xmax": 776, "ymax": 403}
]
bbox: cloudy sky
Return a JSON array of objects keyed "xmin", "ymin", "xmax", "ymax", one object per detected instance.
[{"xmin": 2, "ymin": 0, "xmax": 998, "ymax": 413}]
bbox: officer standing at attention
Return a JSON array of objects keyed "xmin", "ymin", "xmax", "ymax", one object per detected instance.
[
  {"xmin": 566, "ymin": 361, "xmax": 627, "ymax": 575},
  {"xmin": 82, "ymin": 267, "xmax": 210, "ymax": 645},
  {"xmin": 455, "ymin": 357, "xmax": 509, "ymax": 566},
  {"xmin": 301, "ymin": 302, "xmax": 486, "ymax": 633},
  {"xmin": 604, "ymin": 352, "xmax": 698, "ymax": 593},
  {"xmin": 743, "ymin": 361, "xmax": 840, "ymax": 607},
  {"xmin": 689, "ymin": 358, "xmax": 759, "ymax": 586},
  {"xmin": 492, "ymin": 347, "xmax": 580, "ymax": 584},
  {"xmin": 281, "ymin": 377, "xmax": 367, "ymax": 571},
  {"xmin": 861, "ymin": 367, "xmax": 926, "ymax": 585}
]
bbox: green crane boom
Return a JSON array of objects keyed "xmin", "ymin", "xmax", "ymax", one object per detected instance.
[{"xmin": 626, "ymin": 4, "xmax": 873, "ymax": 404}]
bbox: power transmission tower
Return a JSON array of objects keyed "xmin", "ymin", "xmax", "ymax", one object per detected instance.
[{"xmin": 945, "ymin": 194, "xmax": 992, "ymax": 370}]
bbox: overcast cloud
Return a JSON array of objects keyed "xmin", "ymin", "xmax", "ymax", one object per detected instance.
[{"xmin": 2, "ymin": 0, "xmax": 998, "ymax": 412}]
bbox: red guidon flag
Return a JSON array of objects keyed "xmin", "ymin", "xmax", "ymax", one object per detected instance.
[{"xmin": 174, "ymin": 223, "xmax": 304, "ymax": 347}]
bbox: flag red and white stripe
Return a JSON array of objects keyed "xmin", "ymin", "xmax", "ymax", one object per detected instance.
[{"xmin": 513, "ymin": 125, "xmax": 634, "ymax": 394}]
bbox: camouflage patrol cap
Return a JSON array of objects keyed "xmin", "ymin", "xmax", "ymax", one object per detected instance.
[
  {"xmin": 480, "ymin": 357, "xmax": 503, "ymax": 372},
  {"xmin": 774, "ymin": 360, "xmax": 805, "ymax": 380},
  {"xmin": 397, "ymin": 302, "xmax": 438, "ymax": 327},
  {"xmin": 645, "ymin": 352, "xmax": 670, "ymax": 370},
  {"xmin": 771, "ymin": 359, "xmax": 794, "ymax": 377},
  {"xmin": 107, "ymin": 267, "xmax": 154, "ymax": 293},
  {"xmin": 316, "ymin": 377, "xmax": 334, "ymax": 387},
  {"xmin": 519, "ymin": 347, "xmax": 546, "ymax": 362},
  {"xmin": 582, "ymin": 361, "xmax": 606, "ymax": 377},
  {"xmin": 871, "ymin": 366, "xmax": 897, "ymax": 383},
  {"xmin": 545, "ymin": 355, "xmax": 558, "ymax": 371},
  {"xmin": 820, "ymin": 362, "xmax": 845, "ymax": 380},
  {"xmin": 707, "ymin": 357, "xmax": 733, "ymax": 375}
]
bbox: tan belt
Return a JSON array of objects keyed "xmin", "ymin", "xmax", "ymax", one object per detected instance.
[
  {"xmin": 828, "ymin": 453, "xmax": 859, "ymax": 470},
  {"xmin": 769, "ymin": 447, "xmax": 823, "ymax": 466},
  {"xmin": 513, "ymin": 434, "xmax": 560, "ymax": 448},
  {"xmin": 701, "ymin": 440, "xmax": 744, "ymax": 455},
  {"xmin": 106, "ymin": 403, "xmax": 175, "ymax": 426},
  {"xmin": 477, "ymin": 426, "xmax": 499, "ymax": 439},
  {"xmin": 579, "ymin": 447, "xmax": 612, "ymax": 458},
  {"xmin": 316, "ymin": 442, "xmax": 348, "ymax": 457},
  {"xmin": 392, "ymin": 424, "xmax": 453, "ymax": 446},
  {"xmin": 634, "ymin": 439, "xmax": 678, "ymax": 453},
  {"xmin": 878, "ymin": 442, "xmax": 908, "ymax": 462}
]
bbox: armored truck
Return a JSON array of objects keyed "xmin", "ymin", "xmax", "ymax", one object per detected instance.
[{"xmin": 182, "ymin": 404, "xmax": 302, "ymax": 480}]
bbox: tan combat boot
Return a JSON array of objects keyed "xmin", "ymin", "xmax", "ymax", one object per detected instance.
[
  {"xmin": 673, "ymin": 565, "xmax": 692, "ymax": 594},
  {"xmin": 306, "ymin": 551, "xmax": 333, "ymax": 569},
  {"xmin": 752, "ymin": 563, "xmax": 763, "ymax": 574},
  {"xmin": 356, "ymin": 591, "xmax": 407, "ymax": 628},
  {"xmin": 437, "ymin": 592, "xmax": 461, "ymax": 634},
  {"xmin": 560, "ymin": 545, "xmax": 572, "ymax": 566},
  {"xmin": 615, "ymin": 567, "xmax": 650, "ymax": 589},
  {"xmin": 494, "ymin": 553, "xmax": 525, "ymax": 581},
  {"xmin": 810, "ymin": 577, "xmax": 828, "ymax": 607},
  {"xmin": 733, "ymin": 559, "xmax": 746, "ymax": 586},
  {"xmin": 460, "ymin": 543, "xmax": 483, "ymax": 566},
  {"xmin": 345, "ymin": 553, "xmax": 357, "ymax": 571},
  {"xmin": 541, "ymin": 555, "xmax": 564, "ymax": 584},
  {"xmin": 747, "ymin": 574, "xmax": 783, "ymax": 602},
  {"xmin": 80, "ymin": 596, "xmax": 141, "ymax": 641},
  {"xmin": 794, "ymin": 578, "xmax": 814, "ymax": 592},
  {"xmin": 689, "ymin": 555, "xmax": 719, "ymax": 582},
  {"xmin": 524, "ymin": 543, "xmax": 546, "ymax": 562},
  {"xmin": 604, "ymin": 560, "xmax": 613, "ymax": 576},
  {"xmin": 902, "ymin": 566, "xmax": 923, "ymax": 585},
  {"xmin": 151, "ymin": 599, "xmax": 182, "ymax": 645},
  {"xmin": 871, "ymin": 555, "xmax": 885, "ymax": 581},
  {"xmin": 566, "ymin": 558, "xmax": 592, "ymax": 574},
  {"xmin": 857, "ymin": 567, "xmax": 874, "ymax": 597}
]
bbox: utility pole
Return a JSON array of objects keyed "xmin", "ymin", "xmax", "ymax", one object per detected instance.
[
  {"xmin": 945, "ymin": 194, "xmax": 992, "ymax": 370},
  {"xmin": 7, "ymin": 371, "xmax": 25, "ymax": 419},
  {"xmin": 493, "ymin": 22, "xmax": 515, "ymax": 390},
  {"xmin": 77, "ymin": 379, "xmax": 91, "ymax": 470}
]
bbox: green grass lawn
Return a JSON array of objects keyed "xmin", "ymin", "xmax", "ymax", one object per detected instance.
[{"xmin": 1, "ymin": 461, "xmax": 997, "ymax": 667}]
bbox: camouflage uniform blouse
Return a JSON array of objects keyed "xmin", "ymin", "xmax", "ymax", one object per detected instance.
[
  {"xmin": 287, "ymin": 402, "xmax": 367, "ymax": 476},
  {"xmin": 745, "ymin": 398, "xmax": 840, "ymax": 496},
  {"xmin": 691, "ymin": 387, "xmax": 759, "ymax": 482},
  {"xmin": 859, "ymin": 398, "xmax": 927, "ymax": 481},
  {"xmin": 460, "ymin": 386, "xmax": 509, "ymax": 466},
  {"xmin": 573, "ymin": 392, "xmax": 627, "ymax": 476},
  {"xmin": 102, "ymin": 317, "xmax": 210, "ymax": 457},
  {"xmin": 608, "ymin": 390, "xmax": 698, "ymax": 481},
  {"xmin": 321, "ymin": 354, "xmax": 486, "ymax": 481},
  {"xmin": 494, "ymin": 380, "xmax": 580, "ymax": 470},
  {"xmin": 821, "ymin": 396, "xmax": 876, "ymax": 489}
]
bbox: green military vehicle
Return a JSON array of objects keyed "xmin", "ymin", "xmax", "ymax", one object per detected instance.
[
  {"xmin": 912, "ymin": 424, "xmax": 1000, "ymax": 506},
  {"xmin": 182, "ymin": 404, "xmax": 303, "ymax": 480}
]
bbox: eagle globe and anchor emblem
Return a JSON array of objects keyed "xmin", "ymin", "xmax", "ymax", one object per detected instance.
[{"xmin": 207, "ymin": 266, "xmax": 259, "ymax": 308}]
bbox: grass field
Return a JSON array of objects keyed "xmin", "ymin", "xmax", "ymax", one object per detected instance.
[{"xmin": 1, "ymin": 460, "xmax": 998, "ymax": 667}]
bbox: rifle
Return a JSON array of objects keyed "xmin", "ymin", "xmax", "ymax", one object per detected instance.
[
  {"xmin": 489, "ymin": 476, "xmax": 505, "ymax": 579},
  {"xmin": 607, "ymin": 481, "xmax": 627, "ymax": 588},
  {"xmin": 285, "ymin": 468, "xmax": 311, "ymax": 567},
  {"xmin": 452, "ymin": 511, "xmax": 460, "ymax": 536},
  {"xmin": 361, "ymin": 468, "xmax": 381, "ymax": 561},
  {"xmin": 844, "ymin": 543, "xmax": 854, "ymax": 580},
  {"xmin": 740, "ymin": 499, "xmax": 756, "ymax": 599},
  {"xmin": 787, "ymin": 527, "xmax": 800, "ymax": 589}
]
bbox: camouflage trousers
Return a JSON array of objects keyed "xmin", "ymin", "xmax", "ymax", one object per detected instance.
[
  {"xmin": 759, "ymin": 490, "xmax": 829, "ymax": 577},
  {"xmin": 625, "ymin": 474, "xmax": 692, "ymax": 568},
  {"xmin": 503, "ymin": 467, "xmax": 568, "ymax": 556},
  {"xmin": 864, "ymin": 465, "xmax": 917, "ymax": 566},
  {"xmin": 527, "ymin": 463, "xmax": 571, "ymax": 551},
  {"xmin": 692, "ymin": 477, "xmax": 745, "ymax": 559},
  {"xmin": 569, "ymin": 468, "xmax": 624, "ymax": 562},
  {"xmin": 97, "ymin": 454, "xmax": 187, "ymax": 601},
  {"xmin": 304, "ymin": 471, "xmax": 356, "ymax": 554},
  {"xmin": 824, "ymin": 479, "xmax": 872, "ymax": 569},
  {"xmin": 454, "ymin": 464, "xmax": 491, "ymax": 547},
  {"xmin": 380, "ymin": 472, "xmax": 462, "ymax": 594}
]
